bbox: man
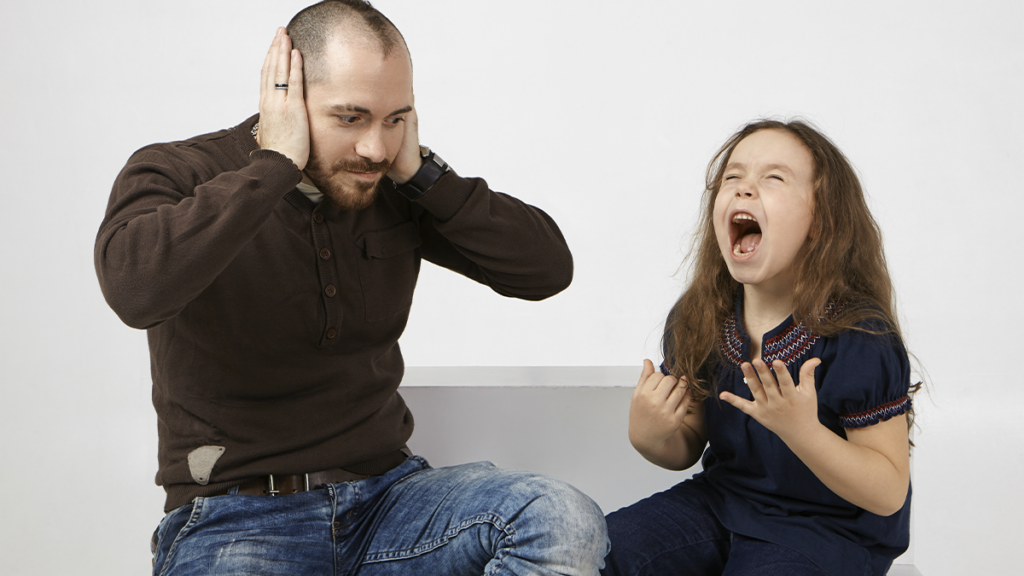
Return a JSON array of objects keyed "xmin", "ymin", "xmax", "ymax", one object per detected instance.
[{"xmin": 95, "ymin": 1, "xmax": 607, "ymax": 574}]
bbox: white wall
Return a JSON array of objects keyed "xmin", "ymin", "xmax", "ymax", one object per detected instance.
[{"xmin": 0, "ymin": 1, "xmax": 1020, "ymax": 574}]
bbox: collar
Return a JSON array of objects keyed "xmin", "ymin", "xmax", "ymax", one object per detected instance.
[{"xmin": 720, "ymin": 290, "xmax": 835, "ymax": 367}]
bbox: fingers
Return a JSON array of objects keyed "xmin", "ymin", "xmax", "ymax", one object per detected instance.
[
  {"xmin": 262, "ymin": 29, "xmax": 284, "ymax": 94},
  {"xmin": 261, "ymin": 29, "xmax": 280, "ymax": 93},
  {"xmin": 771, "ymin": 359, "xmax": 797, "ymax": 391},
  {"xmin": 288, "ymin": 48, "xmax": 304, "ymax": 100},
  {"xmin": 669, "ymin": 385, "xmax": 692, "ymax": 419},
  {"xmin": 752, "ymin": 359, "xmax": 776, "ymax": 392},
  {"xmin": 740, "ymin": 362, "xmax": 766, "ymax": 401},
  {"xmin": 635, "ymin": 359, "xmax": 684, "ymax": 404},
  {"xmin": 386, "ymin": 107, "xmax": 423, "ymax": 184},
  {"xmin": 275, "ymin": 31, "xmax": 292, "ymax": 88},
  {"xmin": 799, "ymin": 358, "xmax": 822, "ymax": 388},
  {"xmin": 637, "ymin": 359, "xmax": 655, "ymax": 387},
  {"xmin": 719, "ymin": 391, "xmax": 753, "ymax": 415}
]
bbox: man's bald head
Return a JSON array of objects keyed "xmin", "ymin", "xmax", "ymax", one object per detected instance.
[{"xmin": 287, "ymin": 0, "xmax": 407, "ymax": 85}]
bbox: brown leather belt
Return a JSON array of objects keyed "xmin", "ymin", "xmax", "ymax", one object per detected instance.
[
  {"xmin": 224, "ymin": 449, "xmax": 410, "ymax": 497},
  {"xmin": 234, "ymin": 468, "xmax": 372, "ymax": 496}
]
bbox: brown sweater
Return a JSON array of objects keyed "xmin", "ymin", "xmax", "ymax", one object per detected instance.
[{"xmin": 95, "ymin": 115, "xmax": 573, "ymax": 511}]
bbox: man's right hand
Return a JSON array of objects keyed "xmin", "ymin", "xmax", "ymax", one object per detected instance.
[{"xmin": 257, "ymin": 28, "xmax": 310, "ymax": 170}]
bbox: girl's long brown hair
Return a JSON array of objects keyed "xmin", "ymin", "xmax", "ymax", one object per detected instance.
[{"xmin": 667, "ymin": 120, "xmax": 915, "ymax": 417}]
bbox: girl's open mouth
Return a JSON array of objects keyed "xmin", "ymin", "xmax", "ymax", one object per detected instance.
[{"xmin": 730, "ymin": 213, "xmax": 762, "ymax": 257}]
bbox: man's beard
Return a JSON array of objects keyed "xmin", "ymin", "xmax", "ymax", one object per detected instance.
[{"xmin": 304, "ymin": 152, "xmax": 392, "ymax": 211}]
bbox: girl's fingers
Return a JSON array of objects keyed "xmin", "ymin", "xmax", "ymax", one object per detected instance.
[
  {"xmin": 667, "ymin": 382, "xmax": 687, "ymax": 409},
  {"xmin": 741, "ymin": 362, "xmax": 766, "ymax": 402},
  {"xmin": 653, "ymin": 375, "xmax": 679, "ymax": 401},
  {"xmin": 752, "ymin": 359, "xmax": 777, "ymax": 394},
  {"xmin": 636, "ymin": 359, "xmax": 655, "ymax": 388},
  {"xmin": 673, "ymin": 387, "xmax": 692, "ymax": 419},
  {"xmin": 772, "ymin": 359, "xmax": 796, "ymax": 390},
  {"xmin": 720, "ymin": 391, "xmax": 753, "ymax": 416},
  {"xmin": 799, "ymin": 358, "xmax": 822, "ymax": 388}
]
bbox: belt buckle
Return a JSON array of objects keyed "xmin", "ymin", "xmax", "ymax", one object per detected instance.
[{"xmin": 265, "ymin": 473, "xmax": 311, "ymax": 496}]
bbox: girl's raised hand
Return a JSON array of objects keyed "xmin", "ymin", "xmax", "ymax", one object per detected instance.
[
  {"xmin": 720, "ymin": 358, "xmax": 822, "ymax": 443},
  {"xmin": 628, "ymin": 359, "xmax": 691, "ymax": 454}
]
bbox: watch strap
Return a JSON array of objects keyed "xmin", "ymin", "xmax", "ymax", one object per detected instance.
[{"xmin": 395, "ymin": 148, "xmax": 449, "ymax": 200}]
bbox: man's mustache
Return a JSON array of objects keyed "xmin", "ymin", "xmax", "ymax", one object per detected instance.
[{"xmin": 333, "ymin": 157, "xmax": 391, "ymax": 174}]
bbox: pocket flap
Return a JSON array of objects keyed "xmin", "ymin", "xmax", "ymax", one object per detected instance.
[{"xmin": 359, "ymin": 221, "xmax": 423, "ymax": 259}]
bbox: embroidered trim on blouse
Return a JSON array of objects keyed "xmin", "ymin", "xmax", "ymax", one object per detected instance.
[
  {"xmin": 721, "ymin": 314, "xmax": 746, "ymax": 366},
  {"xmin": 719, "ymin": 315, "xmax": 820, "ymax": 367},
  {"xmin": 761, "ymin": 324, "xmax": 819, "ymax": 367},
  {"xmin": 839, "ymin": 395, "xmax": 911, "ymax": 429},
  {"xmin": 720, "ymin": 303, "xmax": 840, "ymax": 367}
]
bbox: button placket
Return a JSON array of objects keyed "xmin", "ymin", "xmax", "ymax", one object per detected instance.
[{"xmin": 311, "ymin": 209, "xmax": 341, "ymax": 346}]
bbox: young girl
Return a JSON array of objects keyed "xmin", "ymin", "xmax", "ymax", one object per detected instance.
[{"xmin": 603, "ymin": 120, "xmax": 915, "ymax": 576}]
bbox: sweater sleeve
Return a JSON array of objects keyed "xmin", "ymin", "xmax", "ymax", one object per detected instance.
[
  {"xmin": 409, "ymin": 170, "xmax": 573, "ymax": 300},
  {"xmin": 94, "ymin": 144, "xmax": 302, "ymax": 329}
]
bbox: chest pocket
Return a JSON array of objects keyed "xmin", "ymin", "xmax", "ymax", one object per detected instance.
[{"xmin": 356, "ymin": 221, "xmax": 423, "ymax": 322}]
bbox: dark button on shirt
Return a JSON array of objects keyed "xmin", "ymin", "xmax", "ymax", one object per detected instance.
[
  {"xmin": 313, "ymin": 213, "xmax": 324, "ymax": 224},
  {"xmin": 324, "ymin": 285, "xmax": 337, "ymax": 297},
  {"xmin": 325, "ymin": 328, "xmax": 337, "ymax": 339},
  {"xmin": 319, "ymin": 248, "xmax": 331, "ymax": 260}
]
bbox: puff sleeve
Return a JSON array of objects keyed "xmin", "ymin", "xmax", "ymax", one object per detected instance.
[{"xmin": 817, "ymin": 329, "xmax": 913, "ymax": 429}]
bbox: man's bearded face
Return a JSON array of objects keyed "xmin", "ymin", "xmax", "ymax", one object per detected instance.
[{"xmin": 304, "ymin": 149, "xmax": 391, "ymax": 210}]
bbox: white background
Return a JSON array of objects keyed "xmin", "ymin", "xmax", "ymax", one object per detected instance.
[{"xmin": 1, "ymin": 1, "xmax": 1021, "ymax": 574}]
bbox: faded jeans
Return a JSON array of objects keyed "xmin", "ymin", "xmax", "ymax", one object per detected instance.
[{"xmin": 151, "ymin": 456, "xmax": 609, "ymax": 576}]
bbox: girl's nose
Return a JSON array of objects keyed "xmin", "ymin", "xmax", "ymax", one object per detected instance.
[{"xmin": 735, "ymin": 179, "xmax": 756, "ymax": 198}]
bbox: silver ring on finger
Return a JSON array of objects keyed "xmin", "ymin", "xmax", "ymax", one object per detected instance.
[{"xmin": 274, "ymin": 83, "xmax": 289, "ymax": 90}]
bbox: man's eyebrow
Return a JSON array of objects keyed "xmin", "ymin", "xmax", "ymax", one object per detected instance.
[
  {"xmin": 328, "ymin": 104, "xmax": 372, "ymax": 115},
  {"xmin": 326, "ymin": 104, "xmax": 412, "ymax": 117}
]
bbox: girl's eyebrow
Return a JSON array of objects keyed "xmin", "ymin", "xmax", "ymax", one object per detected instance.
[
  {"xmin": 763, "ymin": 163, "xmax": 795, "ymax": 175},
  {"xmin": 725, "ymin": 162, "xmax": 795, "ymax": 175}
]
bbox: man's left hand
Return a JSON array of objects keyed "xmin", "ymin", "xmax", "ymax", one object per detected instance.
[{"xmin": 387, "ymin": 107, "xmax": 423, "ymax": 184}]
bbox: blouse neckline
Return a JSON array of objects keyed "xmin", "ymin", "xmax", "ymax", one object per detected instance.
[{"xmin": 720, "ymin": 292, "xmax": 830, "ymax": 368}]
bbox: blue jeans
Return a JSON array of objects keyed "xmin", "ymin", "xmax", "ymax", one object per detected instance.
[
  {"xmin": 601, "ymin": 483, "xmax": 826, "ymax": 576},
  {"xmin": 151, "ymin": 456, "xmax": 608, "ymax": 575}
]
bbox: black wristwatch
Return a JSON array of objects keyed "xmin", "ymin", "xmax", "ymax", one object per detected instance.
[{"xmin": 395, "ymin": 146, "xmax": 449, "ymax": 200}]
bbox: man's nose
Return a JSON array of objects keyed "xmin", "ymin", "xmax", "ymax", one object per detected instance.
[{"xmin": 355, "ymin": 126, "xmax": 386, "ymax": 163}]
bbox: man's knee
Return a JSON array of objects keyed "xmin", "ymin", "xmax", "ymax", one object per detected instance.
[{"xmin": 500, "ymin": 472, "xmax": 609, "ymax": 556}]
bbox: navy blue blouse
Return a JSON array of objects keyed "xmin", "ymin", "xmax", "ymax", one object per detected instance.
[{"xmin": 663, "ymin": 296, "xmax": 912, "ymax": 576}]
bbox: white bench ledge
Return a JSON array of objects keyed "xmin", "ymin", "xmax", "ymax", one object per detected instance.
[{"xmin": 403, "ymin": 366, "xmax": 638, "ymax": 387}]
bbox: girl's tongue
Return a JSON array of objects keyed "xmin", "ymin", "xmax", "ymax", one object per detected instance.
[{"xmin": 739, "ymin": 232, "xmax": 761, "ymax": 254}]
